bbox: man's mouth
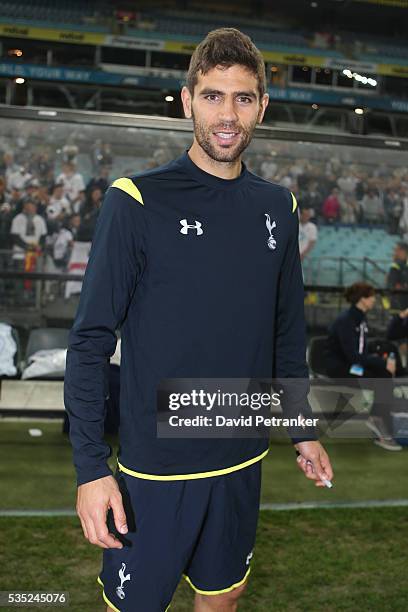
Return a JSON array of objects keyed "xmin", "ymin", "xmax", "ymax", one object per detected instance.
[{"xmin": 213, "ymin": 131, "xmax": 240, "ymax": 144}]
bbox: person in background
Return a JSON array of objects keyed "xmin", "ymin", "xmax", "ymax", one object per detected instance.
[
  {"xmin": 32, "ymin": 151, "xmax": 54, "ymax": 183},
  {"xmin": 340, "ymin": 195, "xmax": 360, "ymax": 224},
  {"xmin": 337, "ymin": 169, "xmax": 358, "ymax": 198},
  {"xmin": 299, "ymin": 180, "xmax": 323, "ymax": 219},
  {"xmin": 0, "ymin": 176, "xmax": 7, "ymax": 205},
  {"xmin": 0, "ymin": 202, "xmax": 13, "ymax": 259},
  {"xmin": 384, "ymin": 188, "xmax": 402, "ymax": 235},
  {"xmin": 387, "ymin": 305, "xmax": 408, "ymax": 368},
  {"xmin": 7, "ymin": 163, "xmax": 32, "ymax": 193},
  {"xmin": 10, "ymin": 197, "xmax": 47, "ymax": 300},
  {"xmin": 86, "ymin": 164, "xmax": 111, "ymax": 197},
  {"xmin": 77, "ymin": 187, "xmax": 103, "ymax": 241},
  {"xmin": 322, "ymin": 188, "xmax": 341, "ymax": 223},
  {"xmin": 7, "ymin": 187, "xmax": 23, "ymax": 215},
  {"xmin": 68, "ymin": 213, "xmax": 81, "ymax": 240},
  {"xmin": 387, "ymin": 307, "xmax": 408, "ymax": 340},
  {"xmin": 397, "ymin": 186, "xmax": 408, "ymax": 240},
  {"xmin": 387, "ymin": 241, "xmax": 408, "ymax": 310},
  {"xmin": 298, "ymin": 206, "xmax": 318, "ymax": 262},
  {"xmin": 56, "ymin": 161, "xmax": 85, "ymax": 214},
  {"xmin": 48, "ymin": 182, "xmax": 72, "ymax": 219},
  {"xmin": 1, "ymin": 152, "xmax": 17, "ymax": 183},
  {"xmin": 361, "ymin": 187, "xmax": 385, "ymax": 225},
  {"xmin": 10, "ymin": 198, "xmax": 47, "ymax": 266},
  {"xmin": 325, "ymin": 282, "xmax": 402, "ymax": 451},
  {"xmin": 24, "ymin": 179, "xmax": 45, "ymax": 216}
]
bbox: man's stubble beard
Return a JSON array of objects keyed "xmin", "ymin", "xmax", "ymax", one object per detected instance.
[{"xmin": 191, "ymin": 108, "xmax": 259, "ymax": 163}]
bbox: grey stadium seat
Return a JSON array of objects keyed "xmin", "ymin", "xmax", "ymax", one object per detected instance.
[{"xmin": 25, "ymin": 327, "xmax": 70, "ymax": 380}]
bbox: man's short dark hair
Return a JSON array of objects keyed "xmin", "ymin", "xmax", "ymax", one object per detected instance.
[
  {"xmin": 22, "ymin": 196, "xmax": 36, "ymax": 207},
  {"xmin": 186, "ymin": 28, "xmax": 266, "ymax": 99},
  {"xmin": 345, "ymin": 282, "xmax": 375, "ymax": 304}
]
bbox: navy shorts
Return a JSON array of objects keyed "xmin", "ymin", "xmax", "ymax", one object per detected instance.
[{"xmin": 97, "ymin": 460, "xmax": 262, "ymax": 611}]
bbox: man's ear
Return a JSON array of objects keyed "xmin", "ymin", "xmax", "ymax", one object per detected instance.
[
  {"xmin": 181, "ymin": 86, "xmax": 192, "ymax": 119},
  {"xmin": 257, "ymin": 93, "xmax": 269, "ymax": 124}
]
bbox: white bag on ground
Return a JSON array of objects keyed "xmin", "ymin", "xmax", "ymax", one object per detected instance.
[{"xmin": 22, "ymin": 348, "xmax": 67, "ymax": 379}]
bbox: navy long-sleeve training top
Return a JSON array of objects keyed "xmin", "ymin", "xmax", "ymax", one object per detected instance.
[{"xmin": 64, "ymin": 149, "xmax": 316, "ymax": 486}]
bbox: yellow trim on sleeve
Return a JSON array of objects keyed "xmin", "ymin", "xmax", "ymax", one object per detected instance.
[
  {"xmin": 290, "ymin": 192, "xmax": 298, "ymax": 213},
  {"xmin": 97, "ymin": 576, "xmax": 121, "ymax": 612},
  {"xmin": 111, "ymin": 177, "xmax": 144, "ymax": 206},
  {"xmin": 184, "ymin": 567, "xmax": 251, "ymax": 595},
  {"xmin": 117, "ymin": 448, "xmax": 268, "ymax": 481}
]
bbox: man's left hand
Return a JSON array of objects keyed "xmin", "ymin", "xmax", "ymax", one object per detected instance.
[{"xmin": 294, "ymin": 440, "xmax": 333, "ymax": 487}]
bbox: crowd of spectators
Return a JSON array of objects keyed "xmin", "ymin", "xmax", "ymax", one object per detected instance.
[
  {"xmin": 1, "ymin": 136, "xmax": 408, "ymax": 300},
  {"xmin": 0, "ymin": 144, "xmax": 112, "ymax": 290},
  {"xmin": 250, "ymin": 151, "xmax": 408, "ymax": 236}
]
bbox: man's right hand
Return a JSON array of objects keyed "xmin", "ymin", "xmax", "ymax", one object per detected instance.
[{"xmin": 76, "ymin": 475, "xmax": 128, "ymax": 549}]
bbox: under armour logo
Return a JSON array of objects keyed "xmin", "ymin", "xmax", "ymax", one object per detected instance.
[
  {"xmin": 116, "ymin": 562, "xmax": 131, "ymax": 600},
  {"xmin": 180, "ymin": 219, "xmax": 203, "ymax": 235},
  {"xmin": 264, "ymin": 214, "xmax": 277, "ymax": 250}
]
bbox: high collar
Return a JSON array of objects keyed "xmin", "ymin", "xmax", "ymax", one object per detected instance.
[
  {"xmin": 179, "ymin": 149, "xmax": 248, "ymax": 190},
  {"xmin": 350, "ymin": 304, "xmax": 366, "ymax": 324}
]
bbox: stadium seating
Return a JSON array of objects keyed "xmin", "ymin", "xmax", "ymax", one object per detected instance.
[
  {"xmin": 305, "ymin": 226, "xmax": 396, "ymax": 287},
  {"xmin": 24, "ymin": 327, "xmax": 69, "ymax": 380},
  {"xmin": 308, "ymin": 336, "xmax": 330, "ymax": 378},
  {"xmin": 1, "ymin": 2, "xmax": 406, "ymax": 65},
  {"xmin": 0, "ymin": 0, "xmax": 111, "ymax": 26}
]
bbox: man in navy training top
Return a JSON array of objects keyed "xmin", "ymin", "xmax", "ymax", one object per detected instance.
[{"xmin": 64, "ymin": 27, "xmax": 333, "ymax": 612}]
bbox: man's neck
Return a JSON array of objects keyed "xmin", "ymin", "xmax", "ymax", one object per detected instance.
[{"xmin": 188, "ymin": 141, "xmax": 242, "ymax": 180}]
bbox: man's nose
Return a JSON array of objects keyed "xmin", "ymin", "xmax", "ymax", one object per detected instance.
[{"xmin": 218, "ymin": 98, "xmax": 239, "ymax": 123}]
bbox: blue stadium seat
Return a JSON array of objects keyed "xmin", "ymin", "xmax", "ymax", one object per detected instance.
[{"xmin": 309, "ymin": 226, "xmax": 397, "ymax": 288}]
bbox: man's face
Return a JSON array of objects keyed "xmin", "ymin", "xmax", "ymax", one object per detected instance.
[
  {"xmin": 362, "ymin": 294, "xmax": 376, "ymax": 311},
  {"xmin": 394, "ymin": 246, "xmax": 407, "ymax": 262},
  {"xmin": 300, "ymin": 209, "xmax": 312, "ymax": 223},
  {"xmin": 64, "ymin": 163, "xmax": 74, "ymax": 175},
  {"xmin": 91, "ymin": 188, "xmax": 102, "ymax": 203},
  {"xmin": 24, "ymin": 202, "xmax": 37, "ymax": 215},
  {"xmin": 71, "ymin": 215, "xmax": 81, "ymax": 228},
  {"xmin": 181, "ymin": 64, "xmax": 269, "ymax": 163}
]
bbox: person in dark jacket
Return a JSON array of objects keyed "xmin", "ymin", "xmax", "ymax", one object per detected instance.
[
  {"xmin": 387, "ymin": 308, "xmax": 408, "ymax": 342},
  {"xmin": 325, "ymin": 282, "xmax": 402, "ymax": 451},
  {"xmin": 387, "ymin": 242, "xmax": 408, "ymax": 310}
]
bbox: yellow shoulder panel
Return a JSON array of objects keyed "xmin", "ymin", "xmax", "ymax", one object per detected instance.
[
  {"xmin": 290, "ymin": 191, "xmax": 298, "ymax": 213},
  {"xmin": 111, "ymin": 177, "xmax": 144, "ymax": 206}
]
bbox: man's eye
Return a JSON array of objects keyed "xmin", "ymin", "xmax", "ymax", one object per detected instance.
[
  {"xmin": 237, "ymin": 96, "xmax": 252, "ymax": 104},
  {"xmin": 204, "ymin": 95, "xmax": 219, "ymax": 102}
]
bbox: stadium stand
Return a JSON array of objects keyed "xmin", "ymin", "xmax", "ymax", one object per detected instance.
[
  {"xmin": 0, "ymin": 0, "xmax": 111, "ymax": 26},
  {"xmin": 0, "ymin": 106, "xmax": 406, "ymax": 306}
]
